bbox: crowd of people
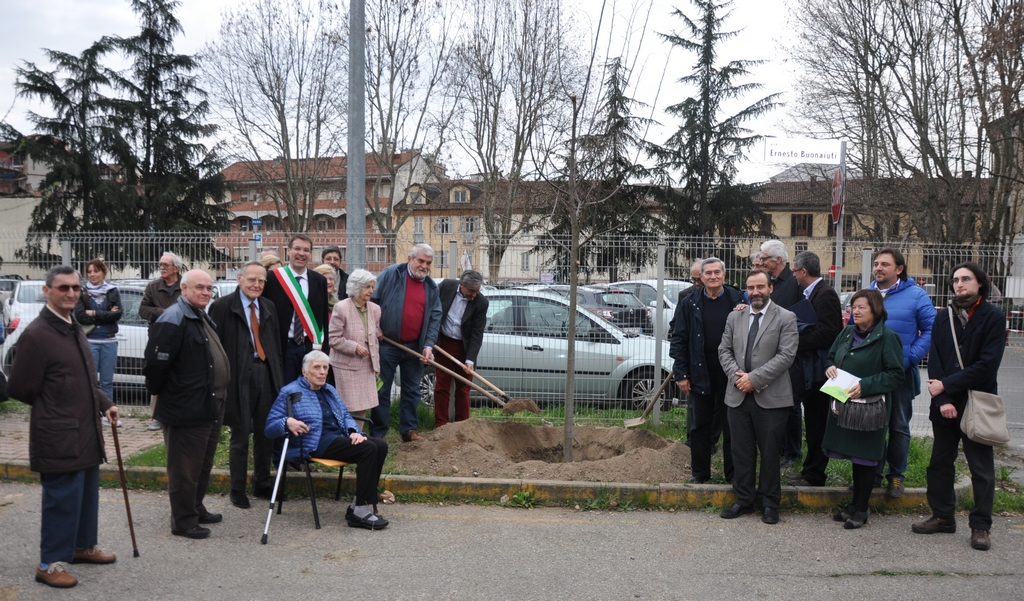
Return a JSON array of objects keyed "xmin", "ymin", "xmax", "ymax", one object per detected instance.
[
  {"xmin": 6, "ymin": 236, "xmax": 1008, "ymax": 588},
  {"xmin": 670, "ymin": 243, "xmax": 1004, "ymax": 553}
]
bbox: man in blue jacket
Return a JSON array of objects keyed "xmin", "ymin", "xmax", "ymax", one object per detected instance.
[
  {"xmin": 869, "ymin": 248, "xmax": 935, "ymax": 497},
  {"xmin": 371, "ymin": 244, "xmax": 442, "ymax": 441},
  {"xmin": 670, "ymin": 257, "xmax": 746, "ymax": 483}
]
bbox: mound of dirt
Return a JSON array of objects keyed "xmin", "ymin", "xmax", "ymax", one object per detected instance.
[{"xmin": 393, "ymin": 418, "xmax": 691, "ymax": 483}]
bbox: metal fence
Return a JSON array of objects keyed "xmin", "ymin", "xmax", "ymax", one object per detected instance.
[{"xmin": 1, "ymin": 230, "xmax": 1022, "ymax": 432}]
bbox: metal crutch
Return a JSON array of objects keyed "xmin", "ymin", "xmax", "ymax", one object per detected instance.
[{"xmin": 261, "ymin": 392, "xmax": 301, "ymax": 544}]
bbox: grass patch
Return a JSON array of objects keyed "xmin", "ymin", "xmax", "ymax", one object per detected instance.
[{"xmin": 0, "ymin": 399, "xmax": 28, "ymax": 415}]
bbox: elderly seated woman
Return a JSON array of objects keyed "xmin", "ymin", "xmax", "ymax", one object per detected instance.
[{"xmin": 265, "ymin": 350, "xmax": 390, "ymax": 530}]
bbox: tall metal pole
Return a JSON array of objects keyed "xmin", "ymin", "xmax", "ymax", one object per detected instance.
[
  {"xmin": 834, "ymin": 141, "xmax": 847, "ymax": 288},
  {"xmin": 652, "ymin": 243, "xmax": 666, "ymax": 427},
  {"xmin": 346, "ymin": 0, "xmax": 367, "ymax": 270}
]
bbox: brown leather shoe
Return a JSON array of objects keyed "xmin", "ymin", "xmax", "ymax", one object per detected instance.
[
  {"xmin": 971, "ymin": 529, "xmax": 991, "ymax": 551},
  {"xmin": 36, "ymin": 563, "xmax": 77, "ymax": 588},
  {"xmin": 911, "ymin": 516, "xmax": 956, "ymax": 534},
  {"xmin": 72, "ymin": 546, "xmax": 117, "ymax": 564},
  {"xmin": 401, "ymin": 430, "xmax": 421, "ymax": 442}
]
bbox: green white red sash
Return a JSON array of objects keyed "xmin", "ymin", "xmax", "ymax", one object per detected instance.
[{"xmin": 274, "ymin": 266, "xmax": 323, "ymax": 345}]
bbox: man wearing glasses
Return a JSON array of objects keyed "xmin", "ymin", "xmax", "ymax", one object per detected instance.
[
  {"xmin": 262, "ymin": 234, "xmax": 330, "ymax": 383},
  {"xmin": 139, "ymin": 252, "xmax": 184, "ymax": 431},
  {"xmin": 208, "ymin": 261, "xmax": 285, "ymax": 508}
]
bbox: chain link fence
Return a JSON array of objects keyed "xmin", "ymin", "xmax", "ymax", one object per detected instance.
[{"xmin": 0, "ymin": 230, "xmax": 1021, "ymax": 431}]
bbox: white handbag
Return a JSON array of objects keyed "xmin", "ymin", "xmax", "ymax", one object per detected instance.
[{"xmin": 948, "ymin": 307, "xmax": 1009, "ymax": 446}]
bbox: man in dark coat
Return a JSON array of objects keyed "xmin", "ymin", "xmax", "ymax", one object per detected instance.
[
  {"xmin": 322, "ymin": 246, "xmax": 349, "ymax": 302},
  {"xmin": 9, "ymin": 265, "xmax": 119, "ymax": 588},
  {"xmin": 208, "ymin": 261, "xmax": 285, "ymax": 508},
  {"xmin": 788, "ymin": 251, "xmax": 843, "ymax": 486},
  {"xmin": 261, "ymin": 234, "xmax": 330, "ymax": 383},
  {"xmin": 139, "ymin": 251, "xmax": 184, "ymax": 431},
  {"xmin": 669, "ymin": 257, "xmax": 746, "ymax": 483},
  {"xmin": 144, "ymin": 270, "xmax": 230, "ymax": 540},
  {"xmin": 758, "ymin": 239, "xmax": 806, "ymax": 467},
  {"xmin": 434, "ymin": 270, "xmax": 489, "ymax": 426}
]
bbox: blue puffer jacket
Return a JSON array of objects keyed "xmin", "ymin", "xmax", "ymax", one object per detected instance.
[
  {"xmin": 264, "ymin": 377, "xmax": 363, "ymax": 461},
  {"xmin": 371, "ymin": 262, "xmax": 442, "ymax": 350},
  {"xmin": 869, "ymin": 279, "xmax": 935, "ymax": 369}
]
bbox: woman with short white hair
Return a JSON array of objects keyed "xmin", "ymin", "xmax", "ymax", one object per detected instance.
[{"xmin": 328, "ymin": 269, "xmax": 381, "ymax": 419}]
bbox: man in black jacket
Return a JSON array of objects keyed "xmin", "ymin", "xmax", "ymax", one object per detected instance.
[
  {"xmin": 208, "ymin": 261, "xmax": 285, "ymax": 508},
  {"xmin": 670, "ymin": 257, "xmax": 746, "ymax": 483},
  {"xmin": 262, "ymin": 234, "xmax": 330, "ymax": 383},
  {"xmin": 434, "ymin": 270, "xmax": 489, "ymax": 426},
  {"xmin": 144, "ymin": 270, "xmax": 230, "ymax": 540},
  {"xmin": 788, "ymin": 251, "xmax": 843, "ymax": 486}
]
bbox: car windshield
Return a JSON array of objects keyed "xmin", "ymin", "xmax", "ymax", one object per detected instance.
[
  {"xmin": 664, "ymin": 283, "xmax": 690, "ymax": 300},
  {"xmin": 16, "ymin": 282, "xmax": 46, "ymax": 303},
  {"xmin": 597, "ymin": 291, "xmax": 644, "ymax": 308}
]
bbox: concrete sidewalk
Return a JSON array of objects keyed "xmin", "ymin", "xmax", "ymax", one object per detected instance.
[{"xmin": 0, "ymin": 481, "xmax": 1022, "ymax": 601}]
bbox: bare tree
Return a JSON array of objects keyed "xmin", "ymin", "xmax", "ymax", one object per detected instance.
[
  {"xmin": 450, "ymin": 0, "xmax": 582, "ymax": 282},
  {"xmin": 364, "ymin": 0, "xmax": 457, "ymax": 261},
  {"xmin": 202, "ymin": 0, "xmax": 347, "ymax": 233}
]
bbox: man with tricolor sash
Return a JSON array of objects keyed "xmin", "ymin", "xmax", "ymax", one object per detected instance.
[{"xmin": 262, "ymin": 234, "xmax": 331, "ymax": 384}]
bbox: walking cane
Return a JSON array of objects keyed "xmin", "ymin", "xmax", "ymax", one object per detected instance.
[
  {"xmin": 109, "ymin": 417, "xmax": 140, "ymax": 557},
  {"xmin": 262, "ymin": 393, "xmax": 302, "ymax": 545}
]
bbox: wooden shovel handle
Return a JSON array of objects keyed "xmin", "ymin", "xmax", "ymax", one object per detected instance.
[
  {"xmin": 638, "ymin": 373, "xmax": 675, "ymax": 421},
  {"xmin": 381, "ymin": 337, "xmax": 506, "ymax": 406},
  {"xmin": 431, "ymin": 344, "xmax": 510, "ymax": 398}
]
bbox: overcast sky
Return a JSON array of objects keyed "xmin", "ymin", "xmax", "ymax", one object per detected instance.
[{"xmin": 0, "ymin": 0, "xmax": 797, "ymax": 184}]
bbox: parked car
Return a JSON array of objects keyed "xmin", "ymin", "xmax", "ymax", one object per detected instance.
[
  {"xmin": 544, "ymin": 284, "xmax": 653, "ymax": 335},
  {"xmin": 2, "ymin": 283, "xmax": 149, "ymax": 399},
  {"xmin": 420, "ymin": 288, "xmax": 676, "ymax": 410},
  {"xmin": 0, "ymin": 278, "xmax": 20, "ymax": 306},
  {"xmin": 610, "ymin": 279, "xmax": 693, "ymax": 335}
]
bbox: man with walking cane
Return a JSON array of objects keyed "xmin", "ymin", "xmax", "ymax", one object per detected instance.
[{"xmin": 9, "ymin": 265, "xmax": 120, "ymax": 588}]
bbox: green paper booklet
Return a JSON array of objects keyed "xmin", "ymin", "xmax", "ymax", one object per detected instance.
[{"xmin": 820, "ymin": 369, "xmax": 860, "ymax": 402}]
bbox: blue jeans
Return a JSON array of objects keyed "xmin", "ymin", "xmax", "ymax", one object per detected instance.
[
  {"xmin": 40, "ymin": 466, "xmax": 100, "ymax": 565},
  {"xmin": 90, "ymin": 341, "xmax": 117, "ymax": 401},
  {"xmin": 371, "ymin": 341, "xmax": 423, "ymax": 437},
  {"xmin": 877, "ymin": 366, "xmax": 920, "ymax": 482}
]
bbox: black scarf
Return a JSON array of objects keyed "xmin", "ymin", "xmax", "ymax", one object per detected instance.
[{"xmin": 950, "ymin": 293, "xmax": 980, "ymax": 327}]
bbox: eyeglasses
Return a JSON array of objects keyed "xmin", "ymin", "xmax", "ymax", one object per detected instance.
[
  {"xmin": 758, "ymin": 255, "xmax": 771, "ymax": 261},
  {"xmin": 242, "ymin": 275, "xmax": 268, "ymax": 285},
  {"xmin": 951, "ymin": 276, "xmax": 974, "ymax": 285},
  {"xmin": 54, "ymin": 284, "xmax": 81, "ymax": 292},
  {"xmin": 158, "ymin": 262, "xmax": 175, "ymax": 268}
]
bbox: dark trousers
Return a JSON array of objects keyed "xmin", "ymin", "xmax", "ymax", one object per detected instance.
[
  {"xmin": 284, "ymin": 339, "xmax": 313, "ymax": 384},
  {"xmin": 318, "ymin": 435, "xmax": 389, "ymax": 506},
  {"xmin": 927, "ymin": 419, "xmax": 995, "ymax": 531},
  {"xmin": 850, "ymin": 463, "xmax": 876, "ymax": 512},
  {"xmin": 163, "ymin": 407, "xmax": 223, "ymax": 532},
  {"xmin": 799, "ymin": 385, "xmax": 831, "ymax": 485},
  {"xmin": 689, "ymin": 368, "xmax": 732, "ymax": 482},
  {"xmin": 230, "ymin": 361, "xmax": 274, "ymax": 493},
  {"xmin": 39, "ymin": 466, "xmax": 99, "ymax": 565},
  {"xmin": 372, "ymin": 340, "xmax": 423, "ymax": 437},
  {"xmin": 434, "ymin": 335, "xmax": 471, "ymax": 427},
  {"xmin": 728, "ymin": 395, "xmax": 788, "ymax": 509}
]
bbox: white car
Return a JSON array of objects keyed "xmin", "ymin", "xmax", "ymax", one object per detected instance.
[
  {"xmin": 421, "ymin": 288, "xmax": 677, "ymax": 410},
  {"xmin": 609, "ymin": 279, "xmax": 694, "ymax": 335}
]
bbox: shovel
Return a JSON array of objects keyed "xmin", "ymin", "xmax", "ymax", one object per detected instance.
[
  {"xmin": 623, "ymin": 373, "xmax": 674, "ymax": 428},
  {"xmin": 382, "ymin": 337, "xmax": 540, "ymax": 415},
  {"xmin": 432, "ymin": 344, "xmax": 515, "ymax": 405}
]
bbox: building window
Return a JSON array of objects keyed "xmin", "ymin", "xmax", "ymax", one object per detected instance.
[
  {"xmin": 437, "ymin": 250, "xmax": 449, "ymax": 267},
  {"xmin": 795, "ymin": 242, "xmax": 808, "ymax": 253},
  {"xmin": 875, "ymin": 216, "xmax": 900, "ymax": 238},
  {"xmin": 461, "ymin": 217, "xmax": 477, "ymax": 244},
  {"xmin": 410, "ymin": 189, "xmax": 424, "ymax": 205},
  {"xmin": 791, "ymin": 213, "xmax": 813, "ymax": 237},
  {"xmin": 434, "ymin": 217, "xmax": 453, "ymax": 235},
  {"xmin": 521, "ymin": 252, "xmax": 530, "ymax": 272},
  {"xmin": 238, "ymin": 217, "xmax": 251, "ymax": 232},
  {"xmin": 452, "ymin": 189, "xmax": 468, "ymax": 204},
  {"xmin": 414, "ymin": 217, "xmax": 424, "ymax": 244},
  {"xmin": 367, "ymin": 246, "xmax": 387, "ymax": 263},
  {"xmin": 316, "ymin": 217, "xmax": 334, "ymax": 231},
  {"xmin": 827, "ymin": 218, "xmax": 854, "ymax": 238},
  {"xmin": 234, "ymin": 246, "xmax": 250, "ymax": 262}
]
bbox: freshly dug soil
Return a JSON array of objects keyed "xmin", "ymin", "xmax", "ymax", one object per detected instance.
[{"xmin": 393, "ymin": 418, "xmax": 691, "ymax": 483}]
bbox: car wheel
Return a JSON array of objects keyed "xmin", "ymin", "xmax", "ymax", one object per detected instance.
[
  {"xmin": 619, "ymin": 367, "xmax": 659, "ymax": 411},
  {"xmin": 420, "ymin": 366, "xmax": 436, "ymax": 407}
]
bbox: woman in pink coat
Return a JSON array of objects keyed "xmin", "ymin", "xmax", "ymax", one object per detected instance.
[{"xmin": 329, "ymin": 269, "xmax": 381, "ymax": 419}]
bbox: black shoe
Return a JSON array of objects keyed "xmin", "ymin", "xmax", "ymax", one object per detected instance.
[
  {"xmin": 843, "ymin": 509, "xmax": 870, "ymax": 529},
  {"xmin": 347, "ymin": 512, "xmax": 389, "ymax": 530},
  {"xmin": 686, "ymin": 476, "xmax": 709, "ymax": 484},
  {"xmin": 833, "ymin": 504, "xmax": 855, "ymax": 522},
  {"xmin": 173, "ymin": 525, "xmax": 211, "ymax": 539},
  {"xmin": 720, "ymin": 503, "xmax": 755, "ymax": 519},
  {"xmin": 198, "ymin": 513, "xmax": 222, "ymax": 524},
  {"xmin": 230, "ymin": 490, "xmax": 251, "ymax": 509},
  {"xmin": 761, "ymin": 507, "xmax": 780, "ymax": 524},
  {"xmin": 787, "ymin": 475, "xmax": 818, "ymax": 487}
]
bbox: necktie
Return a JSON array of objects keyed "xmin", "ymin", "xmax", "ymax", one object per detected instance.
[
  {"xmin": 250, "ymin": 302, "xmax": 266, "ymax": 361},
  {"xmin": 292, "ymin": 275, "xmax": 305, "ymax": 345},
  {"xmin": 745, "ymin": 312, "xmax": 761, "ymax": 373}
]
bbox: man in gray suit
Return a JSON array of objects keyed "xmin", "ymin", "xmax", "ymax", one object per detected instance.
[{"xmin": 718, "ymin": 270, "xmax": 798, "ymax": 524}]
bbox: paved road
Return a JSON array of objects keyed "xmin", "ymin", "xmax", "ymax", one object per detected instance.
[{"xmin": 1, "ymin": 482, "xmax": 1022, "ymax": 600}]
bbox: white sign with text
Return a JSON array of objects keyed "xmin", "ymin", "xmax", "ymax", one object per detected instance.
[{"xmin": 763, "ymin": 137, "xmax": 843, "ymax": 165}]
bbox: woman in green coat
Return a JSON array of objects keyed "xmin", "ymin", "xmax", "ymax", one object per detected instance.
[{"xmin": 823, "ymin": 289, "xmax": 905, "ymax": 529}]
